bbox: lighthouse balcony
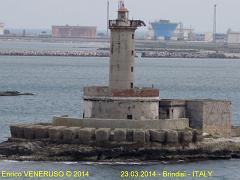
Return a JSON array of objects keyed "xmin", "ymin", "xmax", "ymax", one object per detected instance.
[
  {"xmin": 109, "ymin": 20, "xmax": 146, "ymax": 28},
  {"xmin": 83, "ymin": 86, "xmax": 159, "ymax": 98}
]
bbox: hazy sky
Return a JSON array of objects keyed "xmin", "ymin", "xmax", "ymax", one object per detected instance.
[{"xmin": 0, "ymin": 0, "xmax": 239, "ymax": 33}]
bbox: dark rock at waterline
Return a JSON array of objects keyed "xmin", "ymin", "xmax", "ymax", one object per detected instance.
[
  {"xmin": 1, "ymin": 138, "xmax": 240, "ymax": 162},
  {"xmin": 0, "ymin": 91, "xmax": 34, "ymax": 96}
]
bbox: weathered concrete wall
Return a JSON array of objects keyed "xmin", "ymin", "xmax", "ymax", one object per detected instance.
[
  {"xmin": 83, "ymin": 86, "xmax": 159, "ymax": 97},
  {"xmin": 186, "ymin": 101, "xmax": 204, "ymax": 129},
  {"xmin": 52, "ymin": 117, "xmax": 189, "ymax": 130},
  {"xmin": 78, "ymin": 128, "xmax": 95, "ymax": 144},
  {"xmin": 96, "ymin": 128, "xmax": 111, "ymax": 143},
  {"xmin": 159, "ymin": 99, "xmax": 186, "ymax": 119},
  {"xmin": 10, "ymin": 124, "xmax": 202, "ymax": 146},
  {"xmin": 84, "ymin": 86, "xmax": 110, "ymax": 97},
  {"xmin": 111, "ymin": 88, "xmax": 159, "ymax": 97},
  {"xmin": 231, "ymin": 126, "xmax": 240, "ymax": 137},
  {"xmin": 114, "ymin": 128, "xmax": 127, "ymax": 142},
  {"xmin": 109, "ymin": 28, "xmax": 135, "ymax": 90},
  {"xmin": 84, "ymin": 97, "xmax": 159, "ymax": 120},
  {"xmin": 187, "ymin": 100, "xmax": 231, "ymax": 137}
]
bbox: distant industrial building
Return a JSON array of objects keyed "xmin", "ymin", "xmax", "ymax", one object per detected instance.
[
  {"xmin": 174, "ymin": 23, "xmax": 194, "ymax": 41},
  {"xmin": 204, "ymin": 32, "xmax": 214, "ymax": 42},
  {"xmin": 227, "ymin": 30, "xmax": 240, "ymax": 44},
  {"xmin": 0, "ymin": 23, "xmax": 4, "ymax": 35},
  {"xmin": 150, "ymin": 20, "xmax": 178, "ymax": 40},
  {"xmin": 3, "ymin": 29, "xmax": 10, "ymax": 35},
  {"xmin": 52, "ymin": 25, "xmax": 97, "ymax": 38}
]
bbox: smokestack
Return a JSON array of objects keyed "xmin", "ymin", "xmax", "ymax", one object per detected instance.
[
  {"xmin": 107, "ymin": 1, "xmax": 110, "ymax": 37},
  {"xmin": 213, "ymin": 4, "xmax": 217, "ymax": 42}
]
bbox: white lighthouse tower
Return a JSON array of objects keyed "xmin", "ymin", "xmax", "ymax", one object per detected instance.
[{"xmin": 109, "ymin": 0, "xmax": 145, "ymax": 90}]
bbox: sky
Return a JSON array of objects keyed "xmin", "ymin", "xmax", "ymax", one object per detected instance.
[{"xmin": 0, "ymin": 0, "xmax": 239, "ymax": 33}]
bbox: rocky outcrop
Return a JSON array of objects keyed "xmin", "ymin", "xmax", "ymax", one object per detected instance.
[
  {"xmin": 5, "ymin": 124, "xmax": 240, "ymax": 162},
  {"xmin": 0, "ymin": 91, "xmax": 34, "ymax": 96},
  {"xmin": 0, "ymin": 138, "xmax": 240, "ymax": 162}
]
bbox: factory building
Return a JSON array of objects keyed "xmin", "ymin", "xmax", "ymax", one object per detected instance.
[
  {"xmin": 173, "ymin": 23, "xmax": 194, "ymax": 41},
  {"xmin": 204, "ymin": 32, "xmax": 214, "ymax": 42},
  {"xmin": 227, "ymin": 30, "xmax": 240, "ymax": 44},
  {"xmin": 52, "ymin": 25, "xmax": 97, "ymax": 38},
  {"xmin": 0, "ymin": 23, "xmax": 4, "ymax": 35},
  {"xmin": 150, "ymin": 20, "xmax": 178, "ymax": 40}
]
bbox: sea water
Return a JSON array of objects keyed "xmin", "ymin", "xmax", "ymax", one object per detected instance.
[{"xmin": 0, "ymin": 56, "xmax": 240, "ymax": 179}]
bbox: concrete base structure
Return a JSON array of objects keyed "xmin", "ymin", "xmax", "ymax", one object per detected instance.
[
  {"xmin": 83, "ymin": 86, "xmax": 160, "ymax": 120},
  {"xmin": 82, "ymin": 98, "xmax": 232, "ymax": 138},
  {"xmin": 10, "ymin": 124, "xmax": 203, "ymax": 146},
  {"xmin": 186, "ymin": 99, "xmax": 232, "ymax": 137},
  {"xmin": 159, "ymin": 99, "xmax": 186, "ymax": 119},
  {"xmin": 84, "ymin": 97, "xmax": 159, "ymax": 120},
  {"xmin": 52, "ymin": 117, "xmax": 189, "ymax": 130},
  {"xmin": 158, "ymin": 99, "xmax": 232, "ymax": 138}
]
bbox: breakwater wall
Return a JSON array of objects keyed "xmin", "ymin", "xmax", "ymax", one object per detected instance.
[
  {"xmin": 0, "ymin": 50, "xmax": 109, "ymax": 57},
  {"xmin": 142, "ymin": 51, "xmax": 235, "ymax": 59},
  {"xmin": 0, "ymin": 49, "xmax": 239, "ymax": 59},
  {"xmin": 10, "ymin": 124, "xmax": 203, "ymax": 146},
  {"xmin": 4, "ymin": 124, "xmax": 240, "ymax": 162}
]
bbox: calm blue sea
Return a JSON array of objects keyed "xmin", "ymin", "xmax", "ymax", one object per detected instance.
[{"xmin": 0, "ymin": 55, "xmax": 240, "ymax": 179}]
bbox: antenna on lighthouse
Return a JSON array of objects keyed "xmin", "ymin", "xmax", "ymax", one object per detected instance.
[{"xmin": 119, "ymin": 0, "xmax": 125, "ymax": 9}]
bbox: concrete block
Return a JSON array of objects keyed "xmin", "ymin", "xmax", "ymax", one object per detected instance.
[
  {"xmin": 78, "ymin": 128, "xmax": 95, "ymax": 144},
  {"xmin": 23, "ymin": 125, "xmax": 38, "ymax": 139},
  {"xmin": 193, "ymin": 130, "xmax": 203, "ymax": 142},
  {"xmin": 49, "ymin": 126, "xmax": 67, "ymax": 141},
  {"xmin": 95, "ymin": 128, "xmax": 111, "ymax": 143},
  {"xmin": 109, "ymin": 131, "xmax": 114, "ymax": 141},
  {"xmin": 180, "ymin": 131, "xmax": 193, "ymax": 143},
  {"xmin": 166, "ymin": 130, "xmax": 178, "ymax": 144},
  {"xmin": 63, "ymin": 127, "xmax": 81, "ymax": 143},
  {"xmin": 133, "ymin": 129, "xmax": 145, "ymax": 144},
  {"xmin": 113, "ymin": 128, "xmax": 127, "ymax": 142},
  {"xmin": 10, "ymin": 125, "xmax": 18, "ymax": 138},
  {"xmin": 16, "ymin": 125, "xmax": 27, "ymax": 138},
  {"xmin": 149, "ymin": 129, "xmax": 167, "ymax": 143},
  {"xmin": 10, "ymin": 124, "xmax": 31, "ymax": 138},
  {"xmin": 145, "ymin": 130, "xmax": 150, "ymax": 143},
  {"xmin": 10, "ymin": 125, "xmax": 26, "ymax": 138},
  {"xmin": 34, "ymin": 125, "xmax": 53, "ymax": 139},
  {"xmin": 126, "ymin": 129, "xmax": 134, "ymax": 142},
  {"xmin": 231, "ymin": 126, "xmax": 240, "ymax": 137},
  {"xmin": 187, "ymin": 100, "xmax": 231, "ymax": 138}
]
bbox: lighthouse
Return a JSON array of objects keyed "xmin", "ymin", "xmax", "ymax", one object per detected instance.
[
  {"xmin": 83, "ymin": 0, "xmax": 159, "ymax": 121},
  {"xmin": 109, "ymin": 0, "xmax": 145, "ymax": 90}
]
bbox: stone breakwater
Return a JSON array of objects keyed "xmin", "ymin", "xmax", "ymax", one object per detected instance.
[
  {"xmin": 142, "ymin": 51, "xmax": 233, "ymax": 59},
  {"xmin": 2, "ymin": 123, "xmax": 240, "ymax": 162},
  {"xmin": 0, "ymin": 49, "xmax": 239, "ymax": 59},
  {"xmin": 0, "ymin": 50, "xmax": 109, "ymax": 57},
  {"xmin": 9, "ymin": 124, "xmax": 202, "ymax": 146}
]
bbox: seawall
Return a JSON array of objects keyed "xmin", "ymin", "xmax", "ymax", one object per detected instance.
[{"xmin": 0, "ymin": 124, "xmax": 240, "ymax": 161}]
